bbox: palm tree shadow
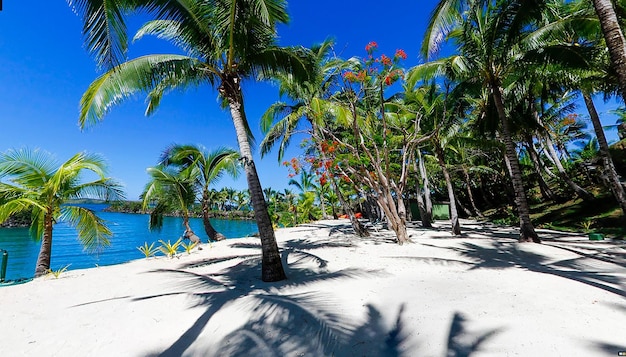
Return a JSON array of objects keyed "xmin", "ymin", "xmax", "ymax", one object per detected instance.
[
  {"xmin": 213, "ymin": 302, "xmax": 413, "ymax": 356},
  {"xmin": 139, "ymin": 248, "xmax": 382, "ymax": 356},
  {"xmin": 592, "ymin": 341, "xmax": 626, "ymax": 356},
  {"xmin": 210, "ymin": 303, "xmax": 504, "ymax": 357},
  {"xmin": 446, "ymin": 312, "xmax": 501, "ymax": 357},
  {"xmin": 436, "ymin": 241, "xmax": 625, "ymax": 297}
]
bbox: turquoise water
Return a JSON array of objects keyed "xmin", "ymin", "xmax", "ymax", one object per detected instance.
[{"xmin": 0, "ymin": 204, "xmax": 258, "ymax": 281}]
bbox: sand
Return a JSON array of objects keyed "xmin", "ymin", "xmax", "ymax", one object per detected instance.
[{"xmin": 1, "ymin": 219, "xmax": 624, "ymax": 357}]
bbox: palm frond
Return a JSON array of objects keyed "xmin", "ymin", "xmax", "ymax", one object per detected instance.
[
  {"xmin": 59, "ymin": 205, "xmax": 111, "ymax": 253},
  {"xmin": 67, "ymin": 0, "xmax": 131, "ymax": 69},
  {"xmin": 421, "ymin": 0, "xmax": 465, "ymax": 58},
  {"xmin": 79, "ymin": 54, "xmax": 209, "ymax": 128}
]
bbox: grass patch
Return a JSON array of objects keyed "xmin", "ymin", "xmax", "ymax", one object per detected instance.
[{"xmin": 529, "ymin": 193, "xmax": 624, "ymax": 239}]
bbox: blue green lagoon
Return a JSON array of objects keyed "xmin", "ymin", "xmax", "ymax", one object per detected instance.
[{"xmin": 0, "ymin": 204, "xmax": 258, "ymax": 282}]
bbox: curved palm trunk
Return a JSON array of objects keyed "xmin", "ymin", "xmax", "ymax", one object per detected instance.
[
  {"xmin": 583, "ymin": 92, "xmax": 626, "ymax": 217},
  {"xmin": 34, "ymin": 211, "xmax": 54, "ymax": 277},
  {"xmin": 435, "ymin": 143, "xmax": 461, "ymax": 235},
  {"xmin": 226, "ymin": 87, "xmax": 286, "ymax": 282},
  {"xmin": 182, "ymin": 213, "xmax": 201, "ymax": 244},
  {"xmin": 592, "ymin": 0, "xmax": 626, "ymax": 104},
  {"xmin": 523, "ymin": 138, "xmax": 555, "ymax": 201},
  {"xmin": 492, "ymin": 84, "xmax": 540, "ymax": 243},
  {"xmin": 536, "ymin": 119, "xmax": 593, "ymax": 201},
  {"xmin": 202, "ymin": 191, "xmax": 226, "ymax": 241}
]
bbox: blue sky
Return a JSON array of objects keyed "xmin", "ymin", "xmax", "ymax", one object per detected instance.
[{"xmin": 0, "ymin": 1, "xmax": 621, "ymax": 200}]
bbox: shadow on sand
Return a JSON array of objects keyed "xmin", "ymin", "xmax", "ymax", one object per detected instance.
[
  {"xmin": 421, "ymin": 240, "xmax": 625, "ymax": 298},
  {"xmin": 121, "ymin": 232, "xmax": 503, "ymax": 356}
]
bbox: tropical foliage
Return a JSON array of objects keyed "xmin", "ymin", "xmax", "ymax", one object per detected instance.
[
  {"xmin": 58, "ymin": 0, "xmax": 626, "ymax": 266},
  {"xmin": 0, "ymin": 148, "xmax": 124, "ymax": 276},
  {"xmin": 69, "ymin": 0, "xmax": 316, "ymax": 282},
  {"xmin": 259, "ymin": 0, "xmax": 626, "ymax": 244}
]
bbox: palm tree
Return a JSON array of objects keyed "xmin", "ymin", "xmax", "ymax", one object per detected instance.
[
  {"xmin": 403, "ymin": 80, "xmax": 464, "ymax": 235},
  {"xmin": 0, "ymin": 148, "xmax": 124, "ymax": 277},
  {"xmin": 158, "ymin": 144, "xmax": 240, "ymax": 241},
  {"xmin": 261, "ymin": 39, "xmax": 369, "ymax": 235},
  {"xmin": 233, "ymin": 189, "xmax": 250, "ymax": 210},
  {"xmin": 590, "ymin": 0, "xmax": 626, "ymax": 104},
  {"xmin": 141, "ymin": 164, "xmax": 200, "ymax": 242},
  {"xmin": 419, "ymin": 0, "xmax": 583, "ymax": 242},
  {"xmin": 68, "ymin": 0, "xmax": 311, "ymax": 281}
]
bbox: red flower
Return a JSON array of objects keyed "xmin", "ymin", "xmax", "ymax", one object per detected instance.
[
  {"xmin": 365, "ymin": 41, "xmax": 378, "ymax": 52},
  {"xmin": 343, "ymin": 71, "xmax": 357, "ymax": 82},
  {"xmin": 394, "ymin": 49, "xmax": 408, "ymax": 60},
  {"xmin": 380, "ymin": 55, "xmax": 392, "ymax": 66},
  {"xmin": 319, "ymin": 173, "xmax": 327, "ymax": 186}
]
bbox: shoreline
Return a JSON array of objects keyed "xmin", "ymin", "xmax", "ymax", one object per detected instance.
[{"xmin": 1, "ymin": 219, "xmax": 624, "ymax": 356}]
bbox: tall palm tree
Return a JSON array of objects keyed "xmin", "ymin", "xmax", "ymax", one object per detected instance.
[
  {"xmin": 420, "ymin": 0, "xmax": 585, "ymax": 242},
  {"xmin": 591, "ymin": 0, "xmax": 626, "ymax": 104},
  {"xmin": 0, "ymin": 148, "xmax": 124, "ymax": 277},
  {"xmin": 159, "ymin": 144, "xmax": 240, "ymax": 241},
  {"xmin": 402, "ymin": 80, "xmax": 464, "ymax": 235},
  {"xmin": 68, "ymin": 0, "xmax": 311, "ymax": 281}
]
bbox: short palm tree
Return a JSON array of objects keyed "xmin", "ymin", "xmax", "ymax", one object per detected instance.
[
  {"xmin": 0, "ymin": 148, "xmax": 124, "ymax": 277},
  {"xmin": 159, "ymin": 144, "xmax": 240, "ymax": 241},
  {"xmin": 141, "ymin": 164, "xmax": 199, "ymax": 243},
  {"xmin": 68, "ymin": 0, "xmax": 312, "ymax": 281}
]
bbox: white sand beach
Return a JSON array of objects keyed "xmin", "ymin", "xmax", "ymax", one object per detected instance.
[{"xmin": 1, "ymin": 219, "xmax": 625, "ymax": 357}]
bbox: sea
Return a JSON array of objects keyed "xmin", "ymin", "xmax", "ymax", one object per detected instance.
[{"xmin": 0, "ymin": 204, "xmax": 258, "ymax": 282}]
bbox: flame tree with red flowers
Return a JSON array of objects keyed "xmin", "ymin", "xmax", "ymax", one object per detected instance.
[
  {"xmin": 319, "ymin": 42, "xmax": 434, "ymax": 244},
  {"xmin": 261, "ymin": 39, "xmax": 369, "ymax": 236}
]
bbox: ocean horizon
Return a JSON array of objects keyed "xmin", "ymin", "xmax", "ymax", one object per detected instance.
[{"xmin": 0, "ymin": 204, "xmax": 258, "ymax": 282}]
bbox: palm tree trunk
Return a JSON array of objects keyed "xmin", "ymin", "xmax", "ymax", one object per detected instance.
[
  {"xmin": 202, "ymin": 190, "xmax": 226, "ymax": 241},
  {"xmin": 477, "ymin": 175, "xmax": 494, "ymax": 208},
  {"xmin": 317, "ymin": 189, "xmax": 330, "ymax": 219},
  {"xmin": 536, "ymin": 120, "xmax": 594, "ymax": 201},
  {"xmin": 592, "ymin": 0, "xmax": 626, "ymax": 104},
  {"xmin": 523, "ymin": 137, "xmax": 555, "ymax": 201},
  {"xmin": 435, "ymin": 142, "xmax": 461, "ymax": 235},
  {"xmin": 35, "ymin": 212, "xmax": 54, "ymax": 277},
  {"xmin": 491, "ymin": 84, "xmax": 540, "ymax": 243},
  {"xmin": 181, "ymin": 213, "xmax": 201, "ymax": 244},
  {"xmin": 415, "ymin": 149, "xmax": 433, "ymax": 227},
  {"xmin": 226, "ymin": 90, "xmax": 286, "ymax": 282},
  {"xmin": 463, "ymin": 167, "xmax": 484, "ymax": 218},
  {"xmin": 583, "ymin": 92, "xmax": 626, "ymax": 216}
]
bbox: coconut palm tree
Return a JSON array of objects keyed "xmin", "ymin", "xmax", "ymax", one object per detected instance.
[
  {"xmin": 261, "ymin": 39, "xmax": 369, "ymax": 236},
  {"xmin": 68, "ymin": 0, "xmax": 312, "ymax": 281},
  {"xmin": 234, "ymin": 189, "xmax": 250, "ymax": 211},
  {"xmin": 141, "ymin": 164, "xmax": 201, "ymax": 244},
  {"xmin": 159, "ymin": 144, "xmax": 240, "ymax": 241},
  {"xmin": 0, "ymin": 148, "xmax": 124, "ymax": 277},
  {"xmin": 419, "ymin": 0, "xmax": 587, "ymax": 242},
  {"xmin": 590, "ymin": 0, "xmax": 626, "ymax": 104}
]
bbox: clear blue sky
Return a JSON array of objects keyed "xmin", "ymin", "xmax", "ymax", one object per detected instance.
[{"xmin": 0, "ymin": 1, "xmax": 620, "ymax": 200}]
